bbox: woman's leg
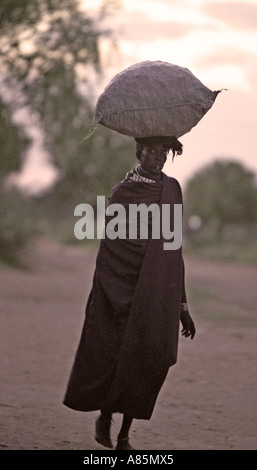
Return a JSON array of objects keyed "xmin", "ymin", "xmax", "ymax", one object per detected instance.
[
  {"xmin": 116, "ymin": 414, "xmax": 134, "ymax": 450},
  {"xmin": 95, "ymin": 409, "xmax": 113, "ymax": 448}
]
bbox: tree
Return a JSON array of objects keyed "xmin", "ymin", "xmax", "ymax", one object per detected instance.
[
  {"xmin": 0, "ymin": 0, "xmax": 135, "ymax": 243},
  {"xmin": 0, "ymin": 101, "xmax": 30, "ymax": 178},
  {"xmin": 184, "ymin": 159, "xmax": 257, "ymax": 235},
  {"xmin": 0, "ymin": 0, "xmax": 103, "ymax": 167},
  {"xmin": 0, "ymin": 0, "xmax": 134, "ymax": 202},
  {"xmin": 0, "ymin": 99, "xmax": 33, "ymax": 266},
  {"xmin": 0, "ymin": 0, "xmax": 135, "ymax": 262}
]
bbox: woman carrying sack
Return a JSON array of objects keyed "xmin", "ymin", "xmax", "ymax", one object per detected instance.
[{"xmin": 63, "ymin": 135, "xmax": 196, "ymax": 450}]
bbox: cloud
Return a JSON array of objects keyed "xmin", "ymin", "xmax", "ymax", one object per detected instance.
[
  {"xmin": 194, "ymin": 47, "xmax": 255, "ymax": 68},
  {"xmin": 108, "ymin": 9, "xmax": 197, "ymax": 41},
  {"xmin": 202, "ymin": 2, "xmax": 257, "ymax": 30},
  {"xmin": 246, "ymin": 61, "xmax": 257, "ymax": 91},
  {"xmin": 119, "ymin": 20, "xmax": 193, "ymax": 41},
  {"xmin": 193, "ymin": 46, "xmax": 257, "ymax": 92}
]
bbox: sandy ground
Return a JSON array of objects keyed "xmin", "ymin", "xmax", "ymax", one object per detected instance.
[{"xmin": 0, "ymin": 237, "xmax": 256, "ymax": 451}]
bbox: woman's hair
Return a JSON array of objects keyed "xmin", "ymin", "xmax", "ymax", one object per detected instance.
[{"xmin": 135, "ymin": 136, "xmax": 183, "ymax": 161}]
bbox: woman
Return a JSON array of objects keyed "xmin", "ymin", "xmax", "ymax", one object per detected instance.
[{"xmin": 63, "ymin": 136, "xmax": 196, "ymax": 450}]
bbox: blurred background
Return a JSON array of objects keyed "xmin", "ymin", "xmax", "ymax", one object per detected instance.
[{"xmin": 0, "ymin": 0, "xmax": 257, "ymax": 266}]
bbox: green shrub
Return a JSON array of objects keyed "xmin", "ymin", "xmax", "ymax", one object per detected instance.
[{"xmin": 0, "ymin": 185, "xmax": 34, "ymax": 267}]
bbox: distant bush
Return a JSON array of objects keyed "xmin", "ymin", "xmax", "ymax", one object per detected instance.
[
  {"xmin": 183, "ymin": 159, "xmax": 257, "ymax": 263},
  {"xmin": 184, "ymin": 159, "xmax": 257, "ymax": 235},
  {"xmin": 0, "ymin": 185, "xmax": 35, "ymax": 267}
]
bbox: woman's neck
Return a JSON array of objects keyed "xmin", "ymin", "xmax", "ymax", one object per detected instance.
[{"xmin": 138, "ymin": 165, "xmax": 162, "ymax": 181}]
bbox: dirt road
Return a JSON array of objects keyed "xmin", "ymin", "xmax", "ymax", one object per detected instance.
[{"xmin": 0, "ymin": 238, "xmax": 256, "ymax": 450}]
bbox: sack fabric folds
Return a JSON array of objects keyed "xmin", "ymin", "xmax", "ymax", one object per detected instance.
[{"xmin": 94, "ymin": 60, "xmax": 220, "ymax": 138}]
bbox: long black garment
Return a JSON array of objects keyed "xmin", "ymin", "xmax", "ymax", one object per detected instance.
[{"xmin": 64, "ymin": 172, "xmax": 184, "ymax": 419}]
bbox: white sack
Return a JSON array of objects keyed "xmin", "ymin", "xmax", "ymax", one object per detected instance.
[{"xmin": 93, "ymin": 61, "xmax": 220, "ymax": 138}]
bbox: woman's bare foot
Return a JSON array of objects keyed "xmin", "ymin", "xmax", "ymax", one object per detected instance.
[
  {"xmin": 95, "ymin": 415, "xmax": 113, "ymax": 448},
  {"xmin": 115, "ymin": 437, "xmax": 134, "ymax": 450}
]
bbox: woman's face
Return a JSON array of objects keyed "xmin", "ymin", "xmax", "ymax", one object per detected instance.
[{"xmin": 140, "ymin": 145, "xmax": 168, "ymax": 175}]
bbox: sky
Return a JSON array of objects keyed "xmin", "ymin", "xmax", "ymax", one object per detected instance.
[
  {"xmin": 10, "ymin": 0, "xmax": 257, "ymax": 193},
  {"xmin": 84, "ymin": 0, "xmax": 257, "ymax": 189}
]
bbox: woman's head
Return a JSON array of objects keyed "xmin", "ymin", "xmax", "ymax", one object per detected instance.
[
  {"xmin": 135, "ymin": 136, "xmax": 183, "ymax": 159},
  {"xmin": 135, "ymin": 136, "xmax": 183, "ymax": 175},
  {"xmin": 137, "ymin": 145, "xmax": 168, "ymax": 175}
]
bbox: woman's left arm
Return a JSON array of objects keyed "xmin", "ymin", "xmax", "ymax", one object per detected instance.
[{"xmin": 180, "ymin": 258, "xmax": 196, "ymax": 339}]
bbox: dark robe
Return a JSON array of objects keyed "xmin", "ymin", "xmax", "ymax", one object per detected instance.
[{"xmin": 63, "ymin": 172, "xmax": 185, "ymax": 420}]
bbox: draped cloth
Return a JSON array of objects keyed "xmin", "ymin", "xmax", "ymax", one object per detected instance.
[{"xmin": 63, "ymin": 172, "xmax": 183, "ymax": 420}]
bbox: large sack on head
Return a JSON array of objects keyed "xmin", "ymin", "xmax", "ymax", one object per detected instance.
[{"xmin": 94, "ymin": 61, "xmax": 220, "ymax": 138}]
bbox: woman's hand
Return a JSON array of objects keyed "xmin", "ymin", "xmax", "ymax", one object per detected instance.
[{"xmin": 180, "ymin": 311, "xmax": 196, "ymax": 339}]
